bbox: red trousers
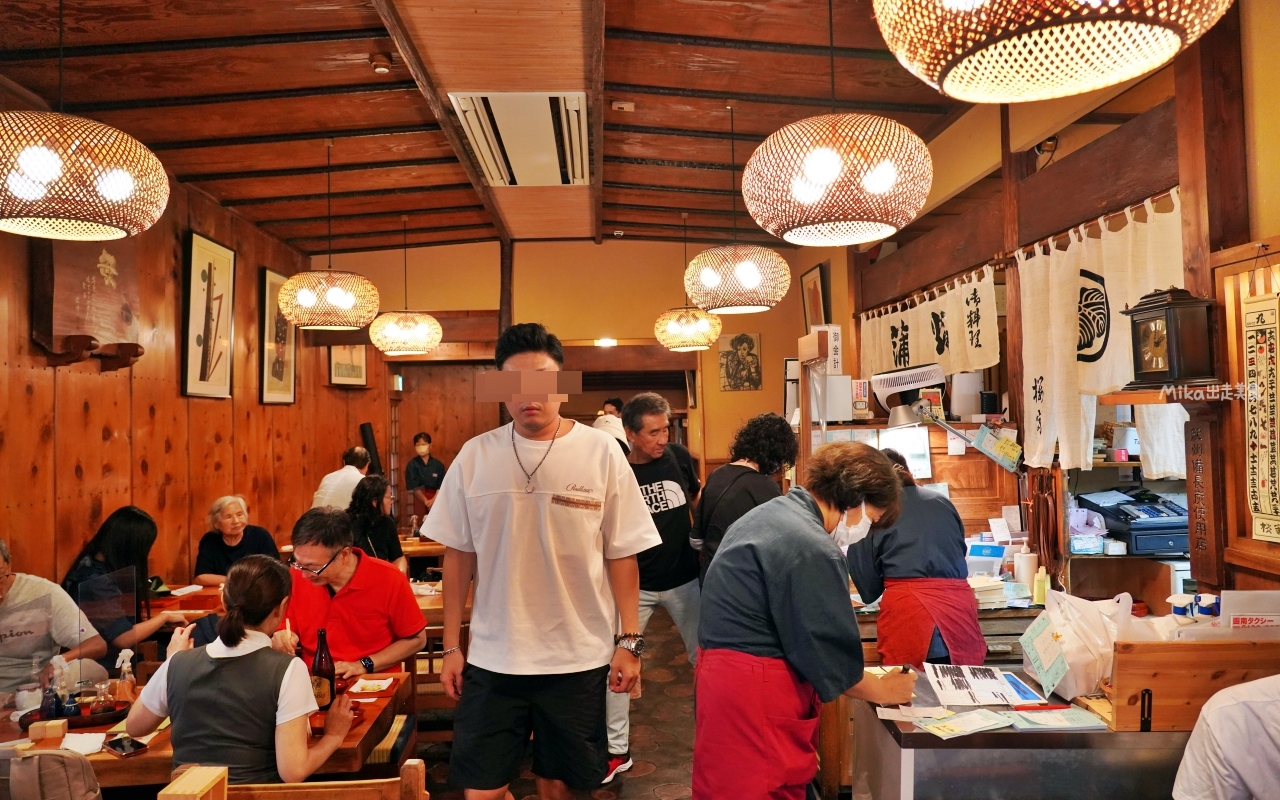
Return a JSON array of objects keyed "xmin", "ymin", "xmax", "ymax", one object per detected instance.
[
  {"xmin": 878, "ymin": 577, "xmax": 986, "ymax": 668},
  {"xmin": 693, "ymin": 648, "xmax": 821, "ymax": 800}
]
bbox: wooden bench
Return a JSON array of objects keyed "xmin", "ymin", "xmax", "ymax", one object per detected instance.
[{"xmin": 158, "ymin": 760, "xmax": 427, "ymax": 800}]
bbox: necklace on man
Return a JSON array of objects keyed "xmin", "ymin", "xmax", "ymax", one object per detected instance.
[{"xmin": 512, "ymin": 419, "xmax": 562, "ymax": 493}]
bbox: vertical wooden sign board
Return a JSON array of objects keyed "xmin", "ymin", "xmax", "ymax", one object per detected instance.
[
  {"xmin": 1185, "ymin": 408, "xmax": 1225, "ymax": 586},
  {"xmin": 1242, "ymin": 293, "xmax": 1280, "ymax": 544}
]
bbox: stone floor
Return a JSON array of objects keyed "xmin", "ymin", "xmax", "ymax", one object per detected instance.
[{"xmin": 420, "ymin": 607, "xmax": 696, "ymax": 799}]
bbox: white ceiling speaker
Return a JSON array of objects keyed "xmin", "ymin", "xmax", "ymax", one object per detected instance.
[{"xmin": 449, "ymin": 92, "xmax": 589, "ymax": 187}]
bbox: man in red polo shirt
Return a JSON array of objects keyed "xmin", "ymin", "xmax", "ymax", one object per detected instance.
[{"xmin": 272, "ymin": 508, "xmax": 425, "ymax": 676}]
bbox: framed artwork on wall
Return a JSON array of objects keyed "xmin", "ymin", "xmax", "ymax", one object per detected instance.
[
  {"xmin": 801, "ymin": 262, "xmax": 830, "ymax": 332},
  {"xmin": 182, "ymin": 232, "xmax": 236, "ymax": 398},
  {"xmin": 329, "ymin": 344, "xmax": 368, "ymax": 386},
  {"xmin": 260, "ymin": 268, "xmax": 296, "ymax": 404},
  {"xmin": 718, "ymin": 332, "xmax": 762, "ymax": 391}
]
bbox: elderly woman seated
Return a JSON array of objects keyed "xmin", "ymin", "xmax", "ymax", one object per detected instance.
[{"xmin": 195, "ymin": 496, "xmax": 281, "ymax": 587}]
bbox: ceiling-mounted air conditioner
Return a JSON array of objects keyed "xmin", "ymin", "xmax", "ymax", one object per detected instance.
[{"xmin": 449, "ymin": 92, "xmax": 590, "ymax": 188}]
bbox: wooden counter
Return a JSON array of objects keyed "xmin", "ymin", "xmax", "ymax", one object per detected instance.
[{"xmin": 0, "ymin": 673, "xmax": 412, "ymax": 787}]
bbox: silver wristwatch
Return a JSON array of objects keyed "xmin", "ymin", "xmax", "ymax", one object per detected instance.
[{"xmin": 615, "ymin": 633, "xmax": 645, "ymax": 658}]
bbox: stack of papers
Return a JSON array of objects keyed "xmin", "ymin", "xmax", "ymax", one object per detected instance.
[
  {"xmin": 923, "ymin": 664, "xmax": 1015, "ymax": 706},
  {"xmin": 1000, "ymin": 708, "xmax": 1108, "ymax": 732},
  {"xmin": 969, "ymin": 576, "xmax": 1010, "ymax": 609},
  {"xmin": 916, "ymin": 709, "xmax": 1012, "ymax": 739}
]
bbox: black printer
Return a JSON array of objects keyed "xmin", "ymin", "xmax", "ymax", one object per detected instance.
[{"xmin": 1077, "ymin": 487, "xmax": 1189, "ymax": 555}]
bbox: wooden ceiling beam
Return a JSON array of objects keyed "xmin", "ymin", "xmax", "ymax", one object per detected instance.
[
  {"xmin": 607, "ymin": 233, "xmax": 795, "ymax": 248},
  {"xmin": 604, "ymin": 27, "xmax": 895, "ymax": 61},
  {"xmin": 177, "ymin": 156, "xmax": 457, "ymax": 183},
  {"xmin": 259, "ymin": 204, "xmax": 485, "ymax": 227},
  {"xmin": 604, "ymin": 181, "xmax": 734, "ymax": 196},
  {"xmin": 223, "ymin": 182, "xmax": 474, "ymax": 207},
  {"xmin": 603, "ymin": 201, "xmax": 754, "ymax": 218},
  {"xmin": 602, "ymin": 219, "xmax": 775, "ymax": 237},
  {"xmin": 604, "ymin": 82, "xmax": 949, "ymax": 115},
  {"xmin": 605, "ymin": 155, "xmax": 732, "ymax": 171},
  {"xmin": 313, "ymin": 236, "xmax": 500, "ymax": 255},
  {"xmin": 149, "ymin": 124, "xmax": 440, "ymax": 151},
  {"xmin": 287, "ymin": 222, "xmax": 493, "ymax": 245},
  {"xmin": 0, "ymin": 27, "xmax": 390, "ymax": 62},
  {"xmin": 605, "ymin": 123, "xmax": 764, "ymax": 143},
  {"xmin": 372, "ymin": 0, "xmax": 511, "ymax": 243},
  {"xmin": 64, "ymin": 80, "xmax": 416, "ymax": 113}
]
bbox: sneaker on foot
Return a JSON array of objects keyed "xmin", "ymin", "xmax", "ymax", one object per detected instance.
[{"xmin": 602, "ymin": 752, "xmax": 633, "ymax": 784}]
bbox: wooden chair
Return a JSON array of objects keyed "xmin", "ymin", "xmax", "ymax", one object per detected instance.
[
  {"xmin": 413, "ymin": 624, "xmax": 467, "ymax": 742},
  {"xmin": 158, "ymin": 760, "xmax": 428, "ymax": 800}
]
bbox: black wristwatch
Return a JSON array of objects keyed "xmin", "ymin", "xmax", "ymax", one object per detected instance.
[
  {"xmin": 614, "ymin": 633, "xmax": 645, "ymax": 658},
  {"xmin": 360, "ymin": 656, "xmax": 375, "ymax": 673}
]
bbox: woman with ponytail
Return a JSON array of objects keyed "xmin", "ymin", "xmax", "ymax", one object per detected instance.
[
  {"xmin": 125, "ymin": 556, "xmax": 353, "ymax": 784},
  {"xmin": 845, "ymin": 448, "xmax": 984, "ymax": 669}
]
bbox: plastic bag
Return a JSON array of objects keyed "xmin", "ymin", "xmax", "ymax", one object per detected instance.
[{"xmin": 1022, "ymin": 591, "xmax": 1158, "ymax": 699}]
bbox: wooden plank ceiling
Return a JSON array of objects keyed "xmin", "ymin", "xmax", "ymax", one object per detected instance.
[
  {"xmin": 0, "ymin": 0, "xmax": 964, "ymax": 249},
  {"xmin": 0, "ymin": 0, "xmax": 496, "ymax": 255}
]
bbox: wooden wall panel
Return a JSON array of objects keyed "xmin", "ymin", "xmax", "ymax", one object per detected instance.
[
  {"xmin": 398, "ymin": 364, "xmax": 500, "ymax": 491},
  {"xmin": 0, "ymin": 180, "xmax": 390, "ymax": 585},
  {"xmin": 923, "ymin": 425, "xmax": 1020, "ymax": 537}
]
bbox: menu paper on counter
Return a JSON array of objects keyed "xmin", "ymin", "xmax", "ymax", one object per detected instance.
[
  {"xmin": 1020, "ymin": 612, "xmax": 1069, "ymax": 699},
  {"xmin": 916, "ymin": 709, "xmax": 1012, "ymax": 739},
  {"xmin": 947, "ymin": 431, "xmax": 968, "ymax": 455},
  {"xmin": 971, "ymin": 425, "xmax": 1022, "ymax": 473},
  {"xmin": 923, "ymin": 664, "xmax": 1015, "ymax": 706}
]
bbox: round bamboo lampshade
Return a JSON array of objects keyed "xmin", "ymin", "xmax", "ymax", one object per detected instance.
[
  {"xmin": 741, "ymin": 114, "xmax": 932, "ymax": 247},
  {"xmin": 370, "ymin": 311, "xmax": 443, "ymax": 356},
  {"xmin": 684, "ymin": 244, "xmax": 791, "ymax": 314},
  {"xmin": 655, "ymin": 306, "xmax": 723, "ymax": 352},
  {"xmin": 873, "ymin": 0, "xmax": 1234, "ymax": 104},
  {"xmin": 0, "ymin": 111, "xmax": 169, "ymax": 240},
  {"xmin": 277, "ymin": 270, "xmax": 380, "ymax": 330}
]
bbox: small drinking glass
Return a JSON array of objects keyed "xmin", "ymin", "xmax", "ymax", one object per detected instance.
[
  {"xmin": 74, "ymin": 681, "xmax": 97, "ymax": 717},
  {"xmin": 90, "ymin": 681, "xmax": 114, "ymax": 714}
]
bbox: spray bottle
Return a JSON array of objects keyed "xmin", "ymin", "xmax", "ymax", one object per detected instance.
[{"xmin": 115, "ymin": 649, "xmax": 136, "ymax": 703}]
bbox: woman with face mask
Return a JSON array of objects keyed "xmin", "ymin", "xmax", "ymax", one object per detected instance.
[
  {"xmin": 845, "ymin": 448, "xmax": 984, "ymax": 669},
  {"xmin": 694, "ymin": 442, "xmax": 916, "ymax": 800},
  {"xmin": 404, "ymin": 432, "xmax": 447, "ymax": 521}
]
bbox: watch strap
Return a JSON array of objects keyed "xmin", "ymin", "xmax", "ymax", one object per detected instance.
[{"xmin": 360, "ymin": 656, "xmax": 375, "ymax": 671}]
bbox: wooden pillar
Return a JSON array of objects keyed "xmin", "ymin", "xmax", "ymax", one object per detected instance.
[
  {"xmin": 1185, "ymin": 408, "xmax": 1227, "ymax": 588},
  {"xmin": 1176, "ymin": 2, "xmax": 1250, "ymax": 299},
  {"xmin": 848, "ymin": 247, "xmax": 870, "ymax": 379},
  {"xmin": 1000, "ymin": 105, "xmax": 1036, "ymax": 430},
  {"xmin": 498, "ymin": 239, "xmax": 513, "ymax": 333}
]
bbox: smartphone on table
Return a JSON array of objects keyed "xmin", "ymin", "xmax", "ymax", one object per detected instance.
[{"xmin": 103, "ymin": 735, "xmax": 148, "ymax": 758}]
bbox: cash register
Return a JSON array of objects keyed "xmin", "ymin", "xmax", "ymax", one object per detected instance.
[{"xmin": 1077, "ymin": 488, "xmax": 1189, "ymax": 555}]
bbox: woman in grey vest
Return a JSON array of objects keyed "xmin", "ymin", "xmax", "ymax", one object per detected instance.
[{"xmin": 125, "ymin": 555, "xmax": 353, "ymax": 783}]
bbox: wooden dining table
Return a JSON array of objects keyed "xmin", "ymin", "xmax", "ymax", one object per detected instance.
[
  {"xmin": 0, "ymin": 673, "xmax": 411, "ymax": 787},
  {"xmin": 400, "ymin": 539, "xmax": 446, "ymax": 560},
  {"xmin": 416, "ymin": 585, "xmax": 472, "ymax": 626}
]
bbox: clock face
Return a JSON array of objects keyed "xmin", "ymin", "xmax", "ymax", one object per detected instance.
[{"xmin": 1138, "ymin": 317, "xmax": 1168, "ymax": 373}]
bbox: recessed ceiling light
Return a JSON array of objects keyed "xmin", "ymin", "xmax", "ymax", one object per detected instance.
[
  {"xmin": 595, "ymin": 338, "xmax": 618, "ymax": 347},
  {"xmin": 370, "ymin": 55, "xmax": 392, "ymax": 75}
]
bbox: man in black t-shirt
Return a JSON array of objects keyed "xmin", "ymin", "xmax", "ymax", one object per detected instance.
[{"xmin": 603, "ymin": 392, "xmax": 701, "ymax": 782}]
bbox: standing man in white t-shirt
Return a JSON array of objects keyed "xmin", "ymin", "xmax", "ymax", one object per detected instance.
[{"xmin": 423, "ymin": 323, "xmax": 661, "ymax": 800}]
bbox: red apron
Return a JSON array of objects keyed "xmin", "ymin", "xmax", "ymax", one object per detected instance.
[
  {"xmin": 877, "ymin": 577, "xmax": 986, "ymax": 668},
  {"xmin": 693, "ymin": 648, "xmax": 821, "ymax": 800}
]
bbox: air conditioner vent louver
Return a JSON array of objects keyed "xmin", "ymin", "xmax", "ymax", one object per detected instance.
[{"xmin": 449, "ymin": 92, "xmax": 590, "ymax": 188}]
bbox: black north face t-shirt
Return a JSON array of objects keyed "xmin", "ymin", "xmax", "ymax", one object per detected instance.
[{"xmin": 629, "ymin": 444, "xmax": 701, "ymax": 591}]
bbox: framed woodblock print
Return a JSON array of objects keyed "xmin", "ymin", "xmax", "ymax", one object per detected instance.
[
  {"xmin": 260, "ymin": 268, "xmax": 296, "ymax": 404},
  {"xmin": 801, "ymin": 262, "xmax": 829, "ymax": 332},
  {"xmin": 183, "ymin": 233, "xmax": 236, "ymax": 398},
  {"xmin": 329, "ymin": 344, "xmax": 367, "ymax": 386},
  {"xmin": 718, "ymin": 333, "xmax": 762, "ymax": 391}
]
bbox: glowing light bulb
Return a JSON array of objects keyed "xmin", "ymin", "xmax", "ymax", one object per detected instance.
[
  {"xmin": 861, "ymin": 159, "xmax": 898, "ymax": 195},
  {"xmin": 802, "ymin": 147, "xmax": 842, "ymax": 185},
  {"xmin": 7, "ymin": 171, "xmax": 47, "ymax": 201},
  {"xmin": 735, "ymin": 260, "xmax": 762, "ymax": 289},
  {"xmin": 790, "ymin": 176, "xmax": 826, "ymax": 205},
  {"xmin": 700, "ymin": 267, "xmax": 721, "ymax": 288},
  {"xmin": 696, "ymin": 318, "xmax": 711, "ymax": 332},
  {"xmin": 17, "ymin": 146, "xmax": 62, "ymax": 184},
  {"xmin": 96, "ymin": 169, "xmax": 135, "ymax": 202},
  {"xmin": 667, "ymin": 320, "xmax": 681, "ymax": 334},
  {"xmin": 297, "ymin": 288, "xmax": 318, "ymax": 308}
]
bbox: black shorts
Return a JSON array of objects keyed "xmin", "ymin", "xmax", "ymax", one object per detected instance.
[{"xmin": 448, "ymin": 663, "xmax": 609, "ymax": 791}]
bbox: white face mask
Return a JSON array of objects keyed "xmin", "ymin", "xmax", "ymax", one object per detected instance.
[
  {"xmin": 833, "ymin": 503, "xmax": 873, "ymax": 548},
  {"xmin": 415, "ymin": 445, "xmax": 430, "ymax": 457}
]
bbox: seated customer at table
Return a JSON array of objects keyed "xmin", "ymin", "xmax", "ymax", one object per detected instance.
[
  {"xmin": 272, "ymin": 508, "xmax": 425, "ymax": 678},
  {"xmin": 0, "ymin": 538, "xmax": 107, "ymax": 691},
  {"xmin": 845, "ymin": 449, "xmax": 984, "ymax": 668},
  {"xmin": 61, "ymin": 506, "xmax": 188, "ymax": 672},
  {"xmin": 195, "ymin": 496, "xmax": 281, "ymax": 586},
  {"xmin": 346, "ymin": 476, "xmax": 407, "ymax": 573},
  {"xmin": 1173, "ymin": 673, "xmax": 1280, "ymax": 800},
  {"xmin": 126, "ymin": 556, "xmax": 353, "ymax": 784}
]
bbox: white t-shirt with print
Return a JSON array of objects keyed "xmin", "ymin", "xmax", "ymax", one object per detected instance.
[
  {"xmin": 140, "ymin": 630, "xmax": 317, "ymax": 726},
  {"xmin": 0, "ymin": 574, "xmax": 99, "ymax": 692},
  {"xmin": 422, "ymin": 420, "xmax": 660, "ymax": 675},
  {"xmin": 1174, "ymin": 673, "xmax": 1280, "ymax": 800}
]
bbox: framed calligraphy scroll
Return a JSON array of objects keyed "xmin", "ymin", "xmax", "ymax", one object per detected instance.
[{"xmin": 1242, "ymin": 293, "xmax": 1280, "ymax": 543}]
